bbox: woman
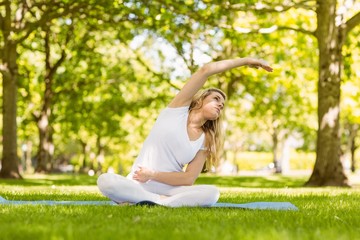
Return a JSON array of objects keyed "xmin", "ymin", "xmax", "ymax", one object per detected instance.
[{"xmin": 97, "ymin": 57, "xmax": 273, "ymax": 207}]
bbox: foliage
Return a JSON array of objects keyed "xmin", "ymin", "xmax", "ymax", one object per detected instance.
[{"xmin": 1, "ymin": 0, "xmax": 359, "ymax": 179}]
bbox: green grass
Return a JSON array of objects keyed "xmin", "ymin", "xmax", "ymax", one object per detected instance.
[{"xmin": 1, "ymin": 174, "xmax": 360, "ymax": 240}]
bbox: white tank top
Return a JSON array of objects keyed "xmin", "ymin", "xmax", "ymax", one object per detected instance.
[{"xmin": 129, "ymin": 106, "xmax": 205, "ymax": 175}]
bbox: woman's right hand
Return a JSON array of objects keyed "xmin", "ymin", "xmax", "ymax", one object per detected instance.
[{"xmin": 133, "ymin": 165, "xmax": 156, "ymax": 183}]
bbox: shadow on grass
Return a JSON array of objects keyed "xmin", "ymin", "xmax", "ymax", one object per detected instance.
[
  {"xmin": 0, "ymin": 173, "xmax": 307, "ymax": 188},
  {"xmin": 0, "ymin": 174, "xmax": 97, "ymax": 186},
  {"xmin": 195, "ymin": 175, "xmax": 307, "ymax": 188}
]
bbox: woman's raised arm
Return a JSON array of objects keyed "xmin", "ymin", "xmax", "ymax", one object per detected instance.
[{"xmin": 168, "ymin": 57, "xmax": 273, "ymax": 108}]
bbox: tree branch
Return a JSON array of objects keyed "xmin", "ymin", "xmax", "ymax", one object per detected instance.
[
  {"xmin": 345, "ymin": 11, "xmax": 360, "ymax": 35},
  {"xmin": 14, "ymin": 0, "xmax": 30, "ymax": 30},
  {"xmin": 227, "ymin": 0, "xmax": 316, "ymax": 12},
  {"xmin": 277, "ymin": 26, "xmax": 316, "ymax": 36},
  {"xmin": 16, "ymin": 2, "xmax": 87, "ymax": 44},
  {"xmin": 45, "ymin": 21, "xmax": 74, "ymax": 81},
  {"xmin": 131, "ymin": 48, "xmax": 181, "ymax": 90},
  {"xmin": 50, "ymin": 32, "xmax": 71, "ymax": 78},
  {"xmin": 221, "ymin": 23, "xmax": 315, "ymax": 36},
  {"xmin": 44, "ymin": 30, "xmax": 51, "ymax": 71}
]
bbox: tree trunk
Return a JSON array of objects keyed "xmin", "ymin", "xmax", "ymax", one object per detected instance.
[
  {"xmin": 24, "ymin": 140, "xmax": 33, "ymax": 173},
  {"xmin": 79, "ymin": 140, "xmax": 89, "ymax": 173},
  {"xmin": 35, "ymin": 84, "xmax": 53, "ymax": 173},
  {"xmin": 35, "ymin": 29, "xmax": 66, "ymax": 172},
  {"xmin": 350, "ymin": 141, "xmax": 357, "ymax": 173},
  {"xmin": 35, "ymin": 112, "xmax": 52, "ymax": 172},
  {"xmin": 271, "ymin": 126, "xmax": 281, "ymax": 173},
  {"xmin": 0, "ymin": 39, "xmax": 21, "ymax": 179},
  {"xmin": 96, "ymin": 137, "xmax": 105, "ymax": 173},
  {"xmin": 280, "ymin": 137, "xmax": 291, "ymax": 175},
  {"xmin": 306, "ymin": 0, "xmax": 349, "ymax": 186},
  {"xmin": 349, "ymin": 124, "xmax": 358, "ymax": 173}
]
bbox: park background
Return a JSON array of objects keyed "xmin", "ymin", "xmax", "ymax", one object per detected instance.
[
  {"xmin": 1, "ymin": 0, "xmax": 359, "ymax": 186},
  {"xmin": 1, "ymin": 1, "xmax": 360, "ymax": 240}
]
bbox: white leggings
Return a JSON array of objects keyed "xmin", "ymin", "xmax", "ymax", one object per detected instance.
[{"xmin": 97, "ymin": 173, "xmax": 220, "ymax": 207}]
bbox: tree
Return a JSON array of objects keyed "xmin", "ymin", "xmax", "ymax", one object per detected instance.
[
  {"xmin": 305, "ymin": 0, "xmax": 360, "ymax": 186},
  {"xmin": 32, "ymin": 21, "xmax": 72, "ymax": 172},
  {"xmin": 0, "ymin": 0, "xmax": 136, "ymax": 177},
  {"xmin": 0, "ymin": 0, "xmax": 19, "ymax": 178},
  {"xmin": 0, "ymin": 0, "xmax": 92, "ymax": 178}
]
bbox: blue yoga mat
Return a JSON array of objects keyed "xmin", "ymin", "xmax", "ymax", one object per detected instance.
[
  {"xmin": 0, "ymin": 196, "xmax": 298, "ymax": 210},
  {"xmin": 213, "ymin": 202, "xmax": 298, "ymax": 210}
]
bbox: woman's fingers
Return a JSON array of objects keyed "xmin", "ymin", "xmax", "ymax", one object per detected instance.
[
  {"xmin": 262, "ymin": 65, "xmax": 273, "ymax": 72},
  {"xmin": 258, "ymin": 60, "xmax": 273, "ymax": 72},
  {"xmin": 248, "ymin": 59, "xmax": 273, "ymax": 72}
]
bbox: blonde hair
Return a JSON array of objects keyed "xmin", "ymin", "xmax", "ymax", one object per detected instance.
[{"xmin": 189, "ymin": 88, "xmax": 226, "ymax": 170}]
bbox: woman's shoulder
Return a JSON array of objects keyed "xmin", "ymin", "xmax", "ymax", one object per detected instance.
[
  {"xmin": 162, "ymin": 105, "xmax": 189, "ymax": 113},
  {"xmin": 157, "ymin": 106, "xmax": 189, "ymax": 121},
  {"xmin": 166, "ymin": 105, "xmax": 190, "ymax": 110}
]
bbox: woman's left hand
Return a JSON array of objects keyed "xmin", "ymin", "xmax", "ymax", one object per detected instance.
[
  {"xmin": 248, "ymin": 58, "xmax": 273, "ymax": 72},
  {"xmin": 133, "ymin": 166, "xmax": 156, "ymax": 183}
]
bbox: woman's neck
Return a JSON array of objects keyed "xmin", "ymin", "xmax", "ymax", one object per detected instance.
[{"xmin": 188, "ymin": 110, "xmax": 206, "ymax": 129}]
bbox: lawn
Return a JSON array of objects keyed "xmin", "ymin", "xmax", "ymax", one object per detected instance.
[{"xmin": 1, "ymin": 173, "xmax": 359, "ymax": 240}]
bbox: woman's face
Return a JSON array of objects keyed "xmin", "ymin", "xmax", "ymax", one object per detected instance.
[{"xmin": 201, "ymin": 91, "xmax": 225, "ymax": 120}]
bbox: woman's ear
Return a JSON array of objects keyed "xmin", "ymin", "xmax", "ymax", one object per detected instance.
[{"xmin": 196, "ymin": 100, "xmax": 202, "ymax": 107}]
